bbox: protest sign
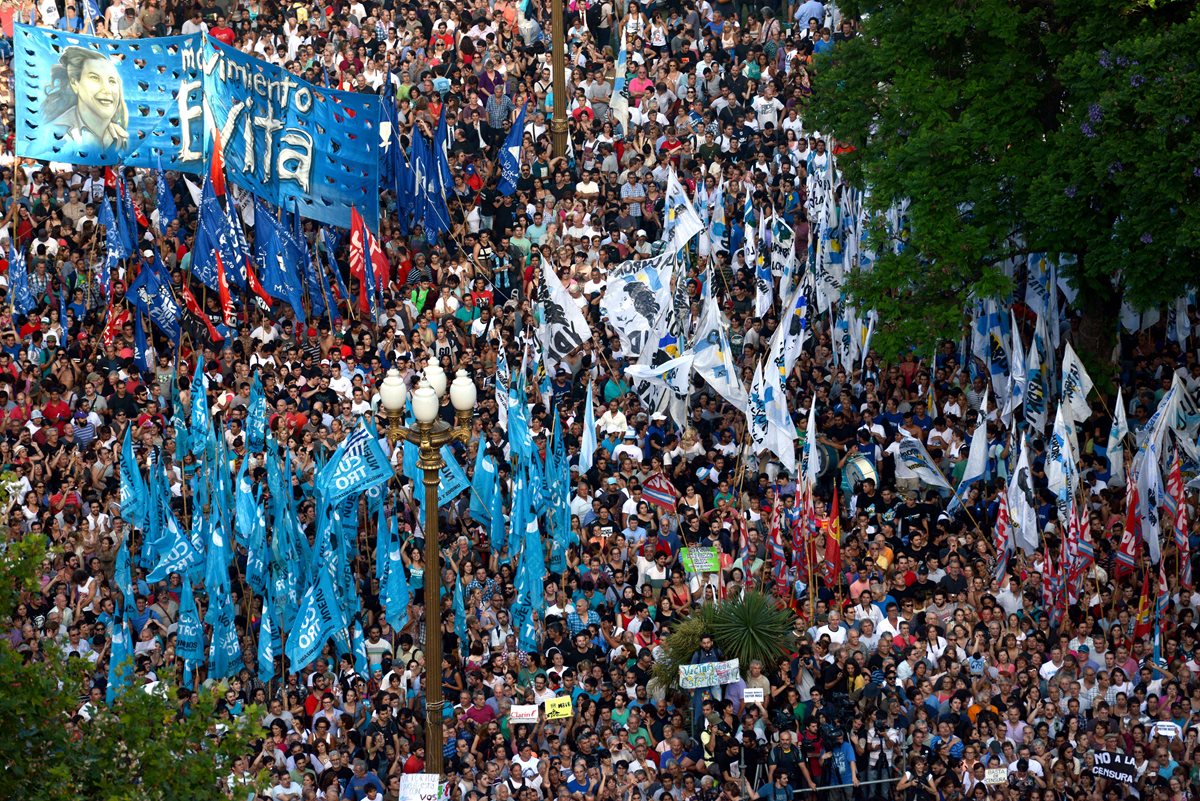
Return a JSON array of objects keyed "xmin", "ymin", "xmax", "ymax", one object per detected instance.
[
  {"xmin": 983, "ymin": 769, "xmax": 1008, "ymax": 785},
  {"xmin": 681, "ymin": 546, "xmax": 721, "ymax": 573},
  {"xmin": 680, "ymin": 658, "xmax": 740, "ymax": 689},
  {"xmin": 1092, "ymin": 751, "xmax": 1137, "ymax": 784},
  {"xmin": 399, "ymin": 773, "xmax": 440, "ymax": 801},
  {"xmin": 744, "ymin": 688, "xmax": 765, "ymax": 703},
  {"xmin": 544, "ymin": 696, "xmax": 573, "ymax": 719},
  {"xmin": 510, "ymin": 704, "xmax": 539, "ymax": 724}
]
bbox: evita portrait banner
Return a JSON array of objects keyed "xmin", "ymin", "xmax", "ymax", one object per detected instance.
[{"xmin": 13, "ymin": 25, "xmax": 380, "ymax": 228}]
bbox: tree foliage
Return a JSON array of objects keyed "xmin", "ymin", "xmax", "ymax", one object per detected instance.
[
  {"xmin": 652, "ymin": 592, "xmax": 797, "ymax": 690},
  {"xmin": 0, "ymin": 533, "xmax": 261, "ymax": 801},
  {"xmin": 810, "ymin": 0, "xmax": 1200, "ymax": 355}
]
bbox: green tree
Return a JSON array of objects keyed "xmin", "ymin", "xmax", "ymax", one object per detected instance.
[
  {"xmin": 809, "ymin": 0, "xmax": 1200, "ymax": 357},
  {"xmin": 0, "ymin": 534, "xmax": 262, "ymax": 801}
]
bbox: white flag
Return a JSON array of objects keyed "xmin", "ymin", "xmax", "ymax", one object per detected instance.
[
  {"xmin": 1046, "ymin": 406, "xmax": 1079, "ymax": 526},
  {"xmin": 692, "ymin": 292, "xmax": 747, "ymax": 407},
  {"xmin": 626, "ymin": 353, "xmax": 695, "ymax": 399},
  {"xmin": 537, "ymin": 266, "xmax": 592, "ymax": 370},
  {"xmin": 1108, "ymin": 387, "xmax": 1129, "ymax": 483},
  {"xmin": 951, "ymin": 389, "xmax": 989, "ymax": 510},
  {"xmin": 663, "ymin": 169, "xmax": 704, "ymax": 251},
  {"xmin": 896, "ymin": 434, "xmax": 953, "ymax": 490},
  {"xmin": 1060, "ymin": 343, "xmax": 1094, "ymax": 424},
  {"xmin": 1001, "ymin": 308, "xmax": 1026, "ymax": 426},
  {"xmin": 1009, "ymin": 438, "xmax": 1040, "ymax": 554}
]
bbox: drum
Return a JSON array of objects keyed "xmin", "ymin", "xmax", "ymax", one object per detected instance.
[{"xmin": 843, "ymin": 453, "xmax": 878, "ymax": 489}]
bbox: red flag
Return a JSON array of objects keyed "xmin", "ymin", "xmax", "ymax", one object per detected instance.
[
  {"xmin": 215, "ymin": 252, "xmax": 236, "ymax": 327},
  {"xmin": 348, "ymin": 207, "xmax": 370, "ymax": 314},
  {"xmin": 101, "ymin": 302, "xmax": 128, "ymax": 346},
  {"xmin": 210, "ymin": 128, "xmax": 226, "ymax": 197},
  {"xmin": 1114, "ymin": 480, "xmax": 1142, "ymax": 580},
  {"xmin": 366, "ymin": 226, "xmax": 390, "ymax": 290},
  {"xmin": 181, "ymin": 282, "xmax": 224, "ymax": 342},
  {"xmin": 245, "ymin": 257, "xmax": 272, "ymax": 311},
  {"xmin": 132, "ymin": 201, "xmax": 150, "ymax": 229},
  {"xmin": 642, "ymin": 473, "xmax": 679, "ymax": 511},
  {"xmin": 1134, "ymin": 568, "xmax": 1154, "ymax": 640},
  {"xmin": 820, "ymin": 486, "xmax": 841, "ymax": 587},
  {"xmin": 104, "ymin": 167, "xmax": 117, "ymax": 190}
]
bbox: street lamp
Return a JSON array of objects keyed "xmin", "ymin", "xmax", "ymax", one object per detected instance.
[
  {"xmin": 378, "ymin": 366, "xmax": 477, "ymax": 777},
  {"xmin": 549, "ymin": 0, "xmax": 568, "ymax": 157}
]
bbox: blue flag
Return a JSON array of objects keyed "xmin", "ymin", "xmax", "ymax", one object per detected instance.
[
  {"xmin": 285, "ymin": 567, "xmax": 345, "ymax": 671},
  {"xmin": 207, "ymin": 590, "xmax": 244, "ymax": 680},
  {"xmin": 498, "ymin": 103, "xmax": 528, "ymax": 196},
  {"xmin": 127, "ymin": 253, "xmax": 182, "ymax": 346},
  {"xmin": 146, "ymin": 509, "xmax": 200, "ymax": 582},
  {"xmin": 253, "ymin": 200, "xmax": 307, "ymax": 322},
  {"xmin": 434, "ymin": 105, "xmax": 453, "ymax": 197},
  {"xmin": 155, "ymin": 166, "xmax": 177, "ymax": 235},
  {"xmin": 114, "ymin": 534, "xmax": 134, "ymax": 621},
  {"xmin": 411, "ymin": 130, "xmax": 450, "ymax": 242},
  {"xmin": 382, "ymin": 515, "xmax": 411, "ymax": 630},
  {"xmin": 452, "ymin": 571, "xmax": 467, "ymax": 656},
  {"xmin": 132, "ymin": 312, "xmax": 150, "ymax": 373}
]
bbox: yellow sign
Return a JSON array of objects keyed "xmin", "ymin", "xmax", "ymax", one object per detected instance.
[{"xmin": 544, "ymin": 695, "xmax": 573, "ymax": 720}]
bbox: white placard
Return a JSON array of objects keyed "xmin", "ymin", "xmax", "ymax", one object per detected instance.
[
  {"xmin": 510, "ymin": 704, "xmax": 540, "ymax": 724},
  {"xmin": 400, "ymin": 773, "xmax": 440, "ymax": 801},
  {"xmin": 744, "ymin": 688, "xmax": 765, "ymax": 703},
  {"xmin": 984, "ymin": 768, "xmax": 1008, "ymax": 785}
]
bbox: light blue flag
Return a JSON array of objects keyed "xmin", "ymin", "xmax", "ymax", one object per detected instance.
[
  {"xmin": 382, "ymin": 514, "xmax": 411, "ymax": 630},
  {"xmin": 498, "ymin": 103, "xmax": 528, "ymax": 196},
  {"xmin": 105, "ymin": 619, "xmax": 133, "ymax": 704},
  {"xmin": 207, "ymin": 590, "xmax": 244, "ymax": 680},
  {"xmin": 488, "ymin": 477, "xmax": 507, "ymax": 555},
  {"xmin": 404, "ymin": 442, "xmax": 471, "ymax": 529},
  {"xmin": 580, "ymin": 380, "xmax": 597, "ymax": 474},
  {"xmin": 351, "ymin": 619, "xmax": 369, "ymax": 677},
  {"xmin": 246, "ymin": 372, "xmax": 266, "ymax": 452},
  {"xmin": 315, "ymin": 425, "xmax": 394, "ymax": 508},
  {"xmin": 119, "ymin": 427, "xmax": 146, "ymax": 529},
  {"xmin": 189, "ymin": 355, "xmax": 208, "ymax": 457},
  {"xmin": 469, "ymin": 445, "xmax": 495, "ymax": 524},
  {"xmin": 146, "ymin": 510, "xmax": 200, "ymax": 582},
  {"xmin": 452, "ymin": 572, "xmax": 468, "ymax": 656},
  {"xmin": 285, "ymin": 567, "xmax": 344, "ymax": 671},
  {"xmin": 114, "ymin": 535, "xmax": 134, "ymax": 621},
  {"xmin": 514, "ymin": 516, "xmax": 546, "ymax": 653},
  {"xmin": 176, "ymin": 575, "xmax": 205, "ymax": 663},
  {"xmin": 257, "ymin": 577, "xmax": 278, "ymax": 684}
]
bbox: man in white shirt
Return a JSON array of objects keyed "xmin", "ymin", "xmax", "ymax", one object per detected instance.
[
  {"xmin": 811, "ymin": 610, "xmax": 847, "ymax": 645},
  {"xmin": 597, "ymin": 400, "xmax": 627, "ymax": 436}
]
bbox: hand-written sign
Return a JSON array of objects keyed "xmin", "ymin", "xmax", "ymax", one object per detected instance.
[
  {"xmin": 679, "ymin": 658, "xmax": 740, "ymax": 689},
  {"xmin": 983, "ymin": 769, "xmax": 1008, "ymax": 785},
  {"xmin": 399, "ymin": 773, "xmax": 440, "ymax": 801},
  {"xmin": 744, "ymin": 688, "xmax": 765, "ymax": 703},
  {"xmin": 544, "ymin": 695, "xmax": 573, "ymax": 719},
  {"xmin": 1092, "ymin": 750, "xmax": 1137, "ymax": 784}
]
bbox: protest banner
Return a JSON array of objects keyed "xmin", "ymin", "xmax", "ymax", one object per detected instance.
[
  {"xmin": 1092, "ymin": 751, "xmax": 1137, "ymax": 784},
  {"xmin": 984, "ymin": 769, "xmax": 1008, "ymax": 785},
  {"xmin": 544, "ymin": 696, "xmax": 573, "ymax": 720},
  {"xmin": 202, "ymin": 38, "xmax": 381, "ymax": 228},
  {"xmin": 14, "ymin": 25, "xmax": 204, "ymax": 169},
  {"xmin": 681, "ymin": 546, "xmax": 721, "ymax": 573}
]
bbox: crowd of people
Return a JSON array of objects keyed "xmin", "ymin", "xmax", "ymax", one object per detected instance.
[{"xmin": 2, "ymin": 1, "xmax": 1199, "ymax": 801}]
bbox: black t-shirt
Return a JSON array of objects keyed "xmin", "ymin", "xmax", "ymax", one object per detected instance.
[{"xmin": 820, "ymin": 661, "xmax": 848, "ymax": 695}]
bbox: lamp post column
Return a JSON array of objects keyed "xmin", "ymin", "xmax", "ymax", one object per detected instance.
[
  {"xmin": 550, "ymin": 0, "xmax": 568, "ymax": 157},
  {"xmin": 419, "ymin": 437, "xmax": 445, "ymax": 777}
]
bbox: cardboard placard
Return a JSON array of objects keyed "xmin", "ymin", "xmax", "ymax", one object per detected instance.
[
  {"xmin": 544, "ymin": 695, "xmax": 573, "ymax": 719},
  {"xmin": 744, "ymin": 688, "xmax": 765, "ymax": 703},
  {"xmin": 1092, "ymin": 750, "xmax": 1137, "ymax": 784},
  {"xmin": 399, "ymin": 773, "xmax": 440, "ymax": 801},
  {"xmin": 983, "ymin": 769, "xmax": 1008, "ymax": 785}
]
